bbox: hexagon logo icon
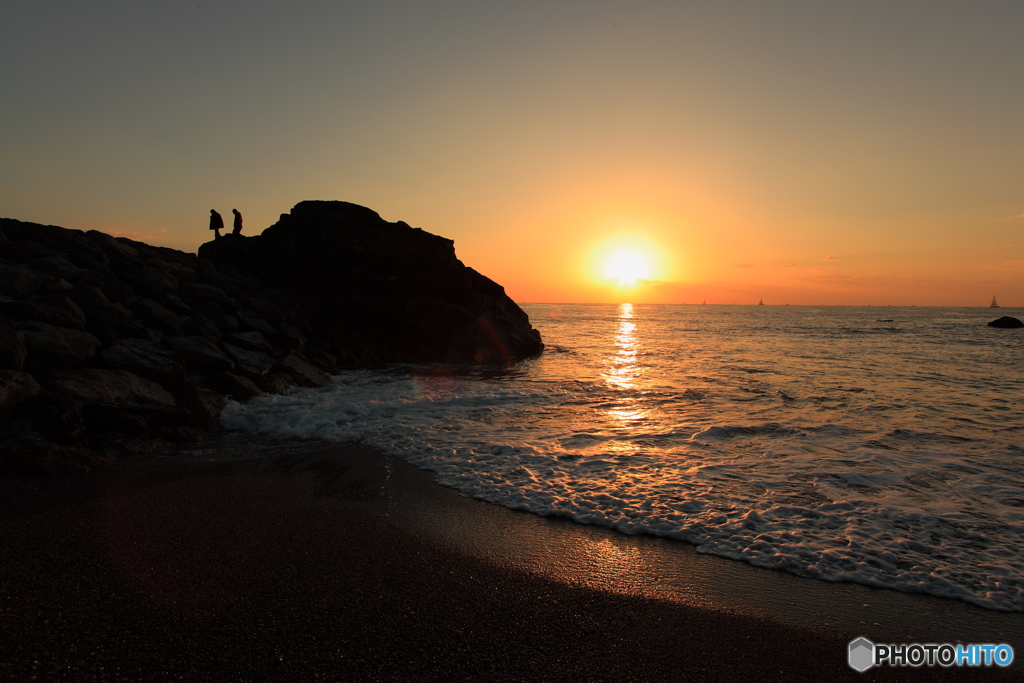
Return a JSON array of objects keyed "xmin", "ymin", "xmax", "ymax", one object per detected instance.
[{"xmin": 848, "ymin": 637, "xmax": 874, "ymax": 672}]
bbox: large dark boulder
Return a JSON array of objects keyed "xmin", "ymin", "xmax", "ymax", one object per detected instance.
[
  {"xmin": 988, "ymin": 316, "xmax": 1023, "ymax": 328},
  {"xmin": 100, "ymin": 338, "xmax": 185, "ymax": 386},
  {"xmin": 45, "ymin": 368, "xmax": 177, "ymax": 408},
  {"xmin": 0, "ymin": 299, "xmax": 85, "ymax": 330},
  {"xmin": 164, "ymin": 336, "xmax": 235, "ymax": 374},
  {"xmin": 30, "ymin": 255, "xmax": 84, "ymax": 282},
  {"xmin": 197, "ymin": 201, "xmax": 543, "ymax": 366},
  {"xmin": 182, "ymin": 313, "xmax": 222, "ymax": 344},
  {"xmin": 274, "ymin": 353, "xmax": 331, "ymax": 388},
  {"xmin": 74, "ymin": 270, "xmax": 134, "ymax": 303},
  {"xmin": 68, "ymin": 286, "xmax": 117, "ymax": 316},
  {"xmin": 0, "ymin": 263, "xmax": 52, "ymax": 298},
  {"xmin": 0, "ymin": 369, "xmax": 41, "ymax": 412},
  {"xmin": 179, "ymin": 387, "xmax": 229, "ymax": 432},
  {"xmin": 236, "ymin": 308, "xmax": 276, "ymax": 336},
  {"xmin": 120, "ymin": 264, "xmax": 179, "ymax": 297},
  {"xmin": 181, "ymin": 283, "xmax": 236, "ymax": 311},
  {"xmin": 127, "ymin": 298, "xmax": 183, "ymax": 337},
  {"xmin": 226, "ymin": 330, "xmax": 273, "ymax": 353},
  {"xmin": 33, "ymin": 293, "xmax": 86, "ymax": 321},
  {"xmin": 260, "ymin": 371, "xmax": 293, "ymax": 394},
  {"xmin": 16, "ymin": 321, "xmax": 101, "ymax": 372},
  {"xmin": 221, "ymin": 343, "xmax": 274, "ymax": 383}
]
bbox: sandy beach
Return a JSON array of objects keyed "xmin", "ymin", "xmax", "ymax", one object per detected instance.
[{"xmin": 1, "ymin": 434, "xmax": 1020, "ymax": 682}]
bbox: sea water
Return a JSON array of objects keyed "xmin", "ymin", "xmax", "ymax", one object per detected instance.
[{"xmin": 222, "ymin": 304, "xmax": 1024, "ymax": 611}]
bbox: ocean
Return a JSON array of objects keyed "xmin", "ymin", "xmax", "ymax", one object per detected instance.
[{"xmin": 222, "ymin": 304, "xmax": 1024, "ymax": 612}]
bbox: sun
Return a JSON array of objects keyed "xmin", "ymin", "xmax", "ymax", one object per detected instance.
[{"xmin": 603, "ymin": 251, "xmax": 652, "ymax": 287}]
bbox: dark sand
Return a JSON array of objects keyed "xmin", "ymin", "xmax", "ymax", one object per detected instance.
[{"xmin": 2, "ymin": 434, "xmax": 1020, "ymax": 682}]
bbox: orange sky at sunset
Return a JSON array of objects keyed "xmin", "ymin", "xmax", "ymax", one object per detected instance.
[{"xmin": 2, "ymin": 1, "xmax": 1021, "ymax": 306}]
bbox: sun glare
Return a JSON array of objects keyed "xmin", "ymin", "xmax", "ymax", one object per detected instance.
[{"xmin": 603, "ymin": 251, "xmax": 652, "ymax": 287}]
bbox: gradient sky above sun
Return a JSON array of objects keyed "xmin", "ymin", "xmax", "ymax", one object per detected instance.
[{"xmin": 2, "ymin": 1, "xmax": 1022, "ymax": 306}]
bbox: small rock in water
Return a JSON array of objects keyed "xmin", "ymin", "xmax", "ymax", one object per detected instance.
[{"xmin": 987, "ymin": 316, "xmax": 1023, "ymax": 328}]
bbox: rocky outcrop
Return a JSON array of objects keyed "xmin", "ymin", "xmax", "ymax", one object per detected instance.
[
  {"xmin": 197, "ymin": 201, "xmax": 543, "ymax": 366},
  {"xmin": 0, "ymin": 204, "xmax": 542, "ymax": 475},
  {"xmin": 988, "ymin": 316, "xmax": 1024, "ymax": 329}
]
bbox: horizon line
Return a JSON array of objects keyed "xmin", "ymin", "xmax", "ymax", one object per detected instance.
[{"xmin": 516, "ymin": 302, "xmax": 1019, "ymax": 308}]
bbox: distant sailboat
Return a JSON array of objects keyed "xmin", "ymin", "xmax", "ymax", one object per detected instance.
[
  {"xmin": 990, "ymin": 295, "xmax": 1000, "ymax": 308},
  {"xmin": 758, "ymin": 298, "xmax": 764, "ymax": 305},
  {"xmin": 702, "ymin": 299, "xmax": 706, "ymax": 305}
]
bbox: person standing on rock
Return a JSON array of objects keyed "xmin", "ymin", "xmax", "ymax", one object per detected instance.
[
  {"xmin": 232, "ymin": 209, "xmax": 243, "ymax": 235},
  {"xmin": 210, "ymin": 209, "xmax": 224, "ymax": 239}
]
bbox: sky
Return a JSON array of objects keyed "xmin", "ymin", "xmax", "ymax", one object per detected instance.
[{"xmin": 2, "ymin": 0, "xmax": 1022, "ymax": 306}]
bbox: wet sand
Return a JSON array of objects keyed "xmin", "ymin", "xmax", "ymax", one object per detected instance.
[{"xmin": 1, "ymin": 434, "xmax": 1020, "ymax": 682}]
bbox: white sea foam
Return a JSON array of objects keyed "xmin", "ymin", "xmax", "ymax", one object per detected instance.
[{"xmin": 223, "ymin": 304, "xmax": 1024, "ymax": 611}]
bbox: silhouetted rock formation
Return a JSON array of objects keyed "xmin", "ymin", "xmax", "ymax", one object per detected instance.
[
  {"xmin": 0, "ymin": 204, "xmax": 542, "ymax": 475},
  {"xmin": 197, "ymin": 201, "xmax": 543, "ymax": 366},
  {"xmin": 988, "ymin": 316, "xmax": 1024, "ymax": 328}
]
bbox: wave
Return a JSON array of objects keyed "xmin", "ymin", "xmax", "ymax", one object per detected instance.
[{"xmin": 217, "ymin": 305, "xmax": 1024, "ymax": 611}]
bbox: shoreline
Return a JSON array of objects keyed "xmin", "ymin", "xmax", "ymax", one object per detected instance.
[{"xmin": 2, "ymin": 434, "xmax": 1020, "ymax": 681}]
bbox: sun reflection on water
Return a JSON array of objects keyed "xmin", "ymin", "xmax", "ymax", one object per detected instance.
[
  {"xmin": 604, "ymin": 303, "xmax": 649, "ymax": 433},
  {"xmin": 606, "ymin": 303, "xmax": 638, "ymax": 390}
]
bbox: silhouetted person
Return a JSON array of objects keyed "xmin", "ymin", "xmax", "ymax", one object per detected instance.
[
  {"xmin": 210, "ymin": 209, "xmax": 224, "ymax": 239},
  {"xmin": 232, "ymin": 209, "xmax": 243, "ymax": 235}
]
